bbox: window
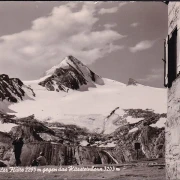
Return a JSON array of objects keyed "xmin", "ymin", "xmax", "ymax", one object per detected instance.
[
  {"xmin": 163, "ymin": 39, "xmax": 167, "ymax": 87},
  {"xmin": 167, "ymin": 27, "xmax": 177, "ymax": 88}
]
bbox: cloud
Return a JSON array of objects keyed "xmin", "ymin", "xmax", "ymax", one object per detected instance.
[
  {"xmin": 0, "ymin": 2, "xmax": 126, "ymax": 80},
  {"xmin": 99, "ymin": 2, "xmax": 128, "ymax": 15},
  {"xmin": 130, "ymin": 22, "xmax": 139, "ymax": 27},
  {"xmin": 129, "ymin": 40, "xmax": 155, "ymax": 53},
  {"xmin": 104, "ymin": 23, "xmax": 117, "ymax": 29},
  {"xmin": 138, "ymin": 69, "xmax": 163, "ymax": 83},
  {"xmin": 99, "ymin": 7, "xmax": 118, "ymax": 15},
  {"xmin": 118, "ymin": 2, "xmax": 128, "ymax": 8}
]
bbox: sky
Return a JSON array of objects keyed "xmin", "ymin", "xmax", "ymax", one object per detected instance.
[{"xmin": 0, "ymin": 1, "xmax": 168, "ymax": 88}]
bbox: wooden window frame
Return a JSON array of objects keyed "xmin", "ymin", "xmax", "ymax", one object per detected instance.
[{"xmin": 167, "ymin": 26, "xmax": 178, "ymax": 88}]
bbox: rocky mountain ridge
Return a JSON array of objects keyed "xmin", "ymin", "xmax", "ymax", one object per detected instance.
[
  {"xmin": 39, "ymin": 55, "xmax": 104, "ymax": 92},
  {"xmin": 0, "ymin": 74, "xmax": 35, "ymax": 103}
]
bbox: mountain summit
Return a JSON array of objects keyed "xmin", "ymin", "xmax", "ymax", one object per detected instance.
[
  {"xmin": 39, "ymin": 56, "xmax": 104, "ymax": 92},
  {"xmin": 127, "ymin": 78, "xmax": 139, "ymax": 86}
]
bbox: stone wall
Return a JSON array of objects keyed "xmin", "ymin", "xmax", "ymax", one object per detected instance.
[
  {"xmin": 166, "ymin": 2, "xmax": 180, "ymax": 179},
  {"xmin": 166, "ymin": 76, "xmax": 180, "ymax": 179},
  {"xmin": 168, "ymin": 2, "xmax": 180, "ymax": 73}
]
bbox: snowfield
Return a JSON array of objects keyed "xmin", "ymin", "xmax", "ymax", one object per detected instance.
[
  {"xmin": 0, "ymin": 121, "xmax": 18, "ymax": 133},
  {"xmin": 7, "ymin": 77, "xmax": 167, "ymax": 134},
  {"xmin": 0, "ymin": 56, "xmax": 167, "ymax": 134}
]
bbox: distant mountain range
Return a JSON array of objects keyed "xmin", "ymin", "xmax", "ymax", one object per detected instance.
[{"xmin": 0, "ymin": 55, "xmax": 167, "ymax": 165}]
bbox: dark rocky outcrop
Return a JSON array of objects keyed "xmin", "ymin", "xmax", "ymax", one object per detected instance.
[
  {"xmin": 0, "ymin": 74, "xmax": 35, "ymax": 103},
  {"xmin": 101, "ymin": 126, "xmax": 165, "ymax": 163},
  {"xmin": 104, "ymin": 109, "xmax": 166, "ymax": 162},
  {"xmin": 0, "ymin": 161, "xmax": 7, "ymax": 167},
  {"xmin": 127, "ymin": 78, "xmax": 139, "ymax": 86},
  {"xmin": 0, "ymin": 131, "xmax": 13, "ymax": 165}
]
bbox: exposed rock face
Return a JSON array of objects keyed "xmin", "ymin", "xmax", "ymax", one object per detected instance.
[
  {"xmin": 0, "ymin": 112, "xmax": 119, "ymax": 166},
  {"xmin": 166, "ymin": 75, "xmax": 180, "ymax": 179},
  {"xmin": 127, "ymin": 78, "xmax": 139, "ymax": 86},
  {"xmin": 0, "ymin": 74, "xmax": 35, "ymax": 103},
  {"xmin": 103, "ymin": 109, "xmax": 166, "ymax": 162},
  {"xmin": 0, "ymin": 131, "xmax": 13, "ymax": 165},
  {"xmin": 0, "ymin": 141, "xmax": 116, "ymax": 166},
  {"xmin": 154, "ymin": 130, "xmax": 165, "ymax": 158},
  {"xmin": 0, "ymin": 141, "xmax": 119, "ymax": 166},
  {"xmin": 20, "ymin": 143, "xmax": 117, "ymax": 166},
  {"xmin": 0, "ymin": 106, "xmax": 166, "ymax": 166},
  {"xmin": 39, "ymin": 56, "xmax": 104, "ymax": 92},
  {"xmin": 110, "ymin": 127, "xmax": 165, "ymax": 163}
]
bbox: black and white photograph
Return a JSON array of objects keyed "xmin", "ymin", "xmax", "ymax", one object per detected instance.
[{"xmin": 0, "ymin": 1, "xmax": 176, "ymax": 180}]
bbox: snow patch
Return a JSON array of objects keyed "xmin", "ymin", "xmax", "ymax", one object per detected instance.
[
  {"xmin": 50, "ymin": 127, "xmax": 66, "ymax": 130},
  {"xmin": 129, "ymin": 127, "xmax": 138, "ymax": 133},
  {"xmin": 126, "ymin": 117, "xmax": 143, "ymax": 124},
  {"xmin": 0, "ymin": 100, "xmax": 15, "ymax": 113},
  {"xmin": 150, "ymin": 118, "xmax": 166, "ymax": 128},
  {"xmin": 80, "ymin": 140, "xmax": 89, "ymax": 146},
  {"xmin": 0, "ymin": 122, "xmax": 18, "ymax": 132},
  {"xmin": 99, "ymin": 141, "xmax": 116, "ymax": 147}
]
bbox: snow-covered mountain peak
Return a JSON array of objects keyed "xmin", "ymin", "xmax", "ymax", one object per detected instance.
[
  {"xmin": 40, "ymin": 55, "xmax": 104, "ymax": 92},
  {"xmin": 46, "ymin": 55, "xmax": 88, "ymax": 76}
]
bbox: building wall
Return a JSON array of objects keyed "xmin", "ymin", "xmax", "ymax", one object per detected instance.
[
  {"xmin": 168, "ymin": 2, "xmax": 180, "ymax": 72},
  {"xmin": 166, "ymin": 76, "xmax": 180, "ymax": 179},
  {"xmin": 167, "ymin": 2, "xmax": 180, "ymax": 179}
]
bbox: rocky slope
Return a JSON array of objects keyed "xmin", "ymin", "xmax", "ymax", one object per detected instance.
[
  {"xmin": 0, "ymin": 112, "xmax": 120, "ymax": 166},
  {"xmin": 0, "ymin": 107, "xmax": 166, "ymax": 166},
  {"xmin": 0, "ymin": 74, "xmax": 35, "ymax": 103},
  {"xmin": 88, "ymin": 108, "xmax": 166, "ymax": 162},
  {"xmin": 0, "ymin": 74, "xmax": 35, "ymax": 113}
]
